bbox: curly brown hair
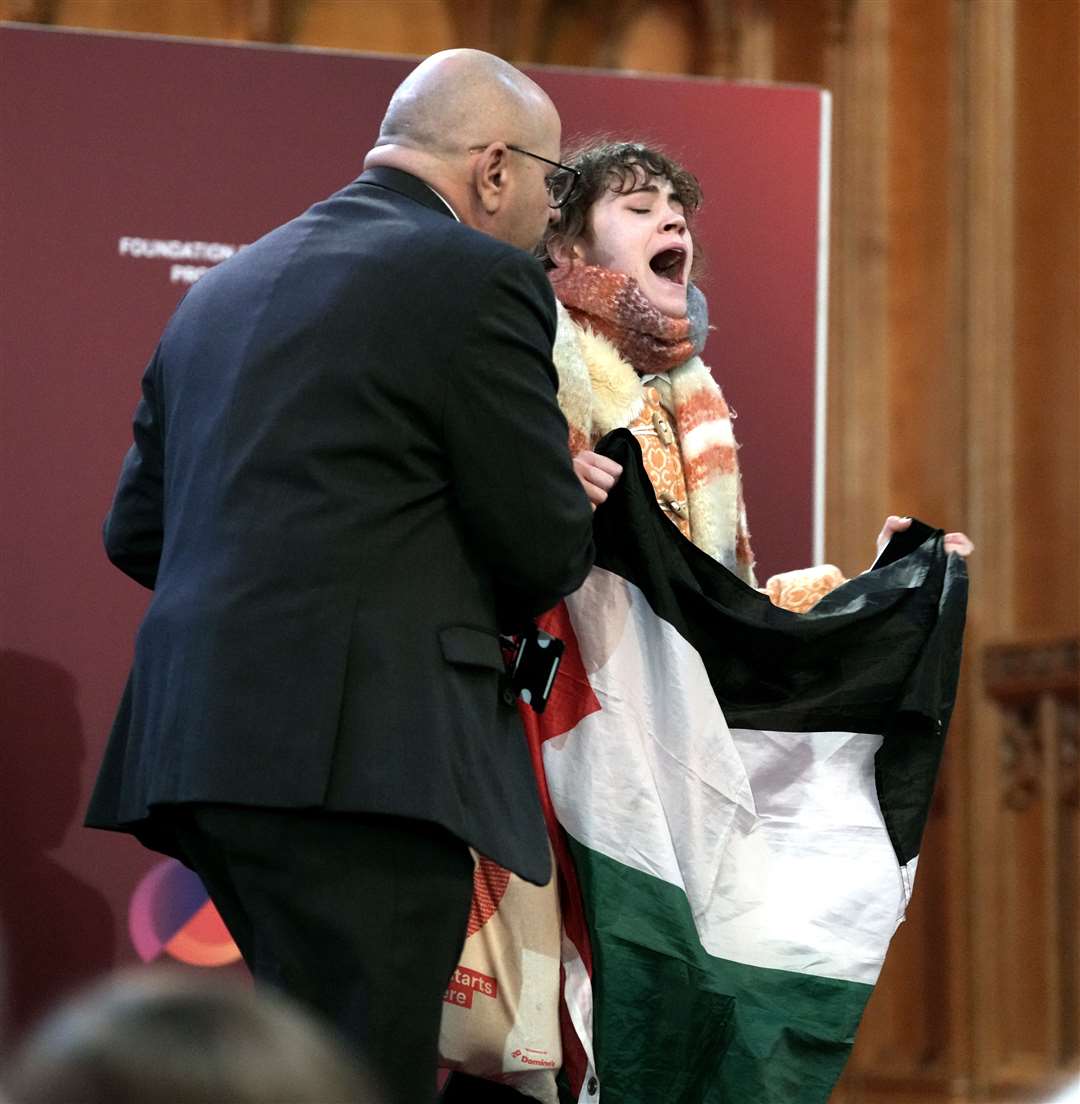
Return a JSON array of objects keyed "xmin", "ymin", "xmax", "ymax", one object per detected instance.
[{"xmin": 540, "ymin": 139, "xmax": 704, "ymax": 274}]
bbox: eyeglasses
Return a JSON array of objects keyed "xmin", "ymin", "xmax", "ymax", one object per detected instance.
[
  {"xmin": 508, "ymin": 146, "xmax": 581, "ymax": 208},
  {"xmin": 468, "ymin": 143, "xmax": 581, "ymax": 209}
]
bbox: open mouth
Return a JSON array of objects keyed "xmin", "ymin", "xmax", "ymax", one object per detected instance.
[{"xmin": 649, "ymin": 246, "xmax": 687, "ymax": 285}]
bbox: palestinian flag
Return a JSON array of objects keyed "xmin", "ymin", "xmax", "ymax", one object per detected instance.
[{"xmin": 521, "ymin": 430, "xmax": 968, "ymax": 1104}]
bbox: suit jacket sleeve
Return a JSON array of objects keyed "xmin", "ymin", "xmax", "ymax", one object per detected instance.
[
  {"xmin": 103, "ymin": 345, "xmax": 165, "ymax": 589},
  {"xmin": 444, "ymin": 251, "xmax": 595, "ymax": 621}
]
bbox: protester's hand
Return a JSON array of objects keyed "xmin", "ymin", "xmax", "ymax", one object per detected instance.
[
  {"xmin": 573, "ymin": 451, "xmax": 623, "ymax": 509},
  {"xmin": 875, "ymin": 515, "xmax": 912, "ymax": 558},
  {"xmin": 943, "ymin": 532, "xmax": 975, "ymax": 557},
  {"xmin": 874, "ymin": 515, "xmax": 975, "ymax": 560}
]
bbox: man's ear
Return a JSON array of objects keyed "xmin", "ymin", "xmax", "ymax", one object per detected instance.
[{"xmin": 473, "ymin": 143, "xmax": 510, "ymax": 215}]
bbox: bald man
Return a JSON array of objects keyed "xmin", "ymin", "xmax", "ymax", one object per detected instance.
[{"xmin": 87, "ymin": 50, "xmax": 595, "ymax": 1104}]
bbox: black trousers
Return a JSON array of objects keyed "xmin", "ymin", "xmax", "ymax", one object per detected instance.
[{"xmin": 171, "ymin": 804, "xmax": 474, "ymax": 1104}]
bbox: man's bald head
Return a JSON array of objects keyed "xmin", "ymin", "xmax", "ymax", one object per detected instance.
[
  {"xmin": 373, "ymin": 49, "xmax": 555, "ymax": 156},
  {"xmin": 364, "ymin": 50, "xmax": 563, "ymax": 251}
]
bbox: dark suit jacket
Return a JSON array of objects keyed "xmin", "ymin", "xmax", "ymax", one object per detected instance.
[{"xmin": 86, "ymin": 167, "xmax": 595, "ymax": 884}]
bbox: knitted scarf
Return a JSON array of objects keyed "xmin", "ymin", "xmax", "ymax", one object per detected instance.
[
  {"xmin": 549, "ymin": 263, "xmax": 697, "ymax": 376},
  {"xmin": 548, "ymin": 265, "xmax": 757, "ymax": 584},
  {"xmin": 548, "ymin": 263, "xmax": 846, "ymax": 607}
]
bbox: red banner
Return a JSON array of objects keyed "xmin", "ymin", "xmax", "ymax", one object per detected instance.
[{"xmin": 0, "ymin": 24, "xmax": 827, "ymax": 1027}]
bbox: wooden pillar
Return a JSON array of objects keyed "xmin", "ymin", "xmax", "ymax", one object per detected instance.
[
  {"xmin": 1012, "ymin": 0, "xmax": 1080, "ymax": 637},
  {"xmin": 957, "ymin": 0, "xmax": 1018, "ymax": 1095},
  {"xmin": 821, "ymin": 0, "xmax": 890, "ymax": 581}
]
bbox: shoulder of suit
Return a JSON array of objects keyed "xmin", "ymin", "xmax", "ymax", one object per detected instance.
[
  {"xmin": 449, "ymin": 240, "xmax": 557, "ymax": 339},
  {"xmin": 408, "ymin": 215, "xmax": 551, "ymax": 292}
]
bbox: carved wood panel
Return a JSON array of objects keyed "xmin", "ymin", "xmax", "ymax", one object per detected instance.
[{"xmin": 984, "ymin": 640, "xmax": 1080, "ymax": 1094}]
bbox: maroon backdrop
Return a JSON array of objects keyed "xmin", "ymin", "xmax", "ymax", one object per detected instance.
[{"xmin": 0, "ymin": 24, "xmax": 828, "ymax": 1028}]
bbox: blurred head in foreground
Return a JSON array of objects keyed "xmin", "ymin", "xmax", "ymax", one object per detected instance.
[{"xmin": 2, "ymin": 968, "xmax": 381, "ymax": 1104}]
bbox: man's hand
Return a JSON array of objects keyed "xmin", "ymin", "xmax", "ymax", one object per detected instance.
[
  {"xmin": 573, "ymin": 451, "xmax": 623, "ymax": 509},
  {"xmin": 874, "ymin": 515, "xmax": 975, "ymax": 560}
]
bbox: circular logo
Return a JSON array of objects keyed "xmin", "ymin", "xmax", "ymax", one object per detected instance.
[{"xmin": 128, "ymin": 859, "xmax": 241, "ymax": 967}]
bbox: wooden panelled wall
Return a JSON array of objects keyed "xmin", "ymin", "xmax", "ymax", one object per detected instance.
[{"xmin": 4, "ymin": 1, "xmax": 1078, "ymax": 1101}]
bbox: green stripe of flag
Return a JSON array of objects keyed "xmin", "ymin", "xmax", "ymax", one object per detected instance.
[{"xmin": 568, "ymin": 837, "xmax": 872, "ymax": 1104}]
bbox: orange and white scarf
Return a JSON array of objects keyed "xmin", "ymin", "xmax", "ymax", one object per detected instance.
[{"xmin": 549, "ymin": 264, "xmax": 757, "ymax": 584}]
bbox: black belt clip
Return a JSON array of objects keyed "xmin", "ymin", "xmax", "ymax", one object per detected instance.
[{"xmin": 499, "ymin": 624, "xmax": 565, "ymax": 714}]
